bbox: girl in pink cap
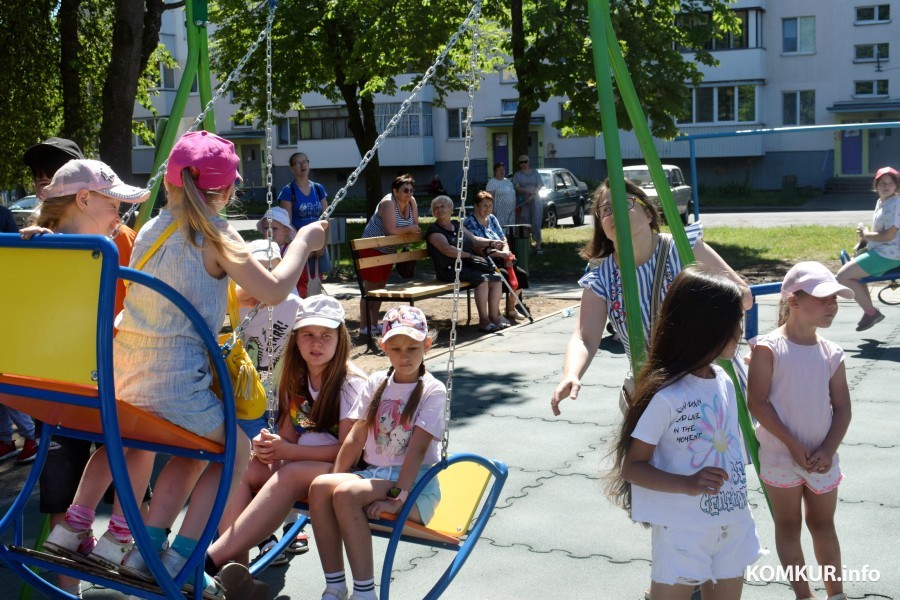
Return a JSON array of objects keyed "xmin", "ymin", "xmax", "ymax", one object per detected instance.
[
  {"xmin": 836, "ymin": 166, "xmax": 900, "ymax": 331},
  {"xmin": 748, "ymin": 262, "xmax": 852, "ymax": 600},
  {"xmin": 45, "ymin": 130, "xmax": 328, "ymax": 598}
]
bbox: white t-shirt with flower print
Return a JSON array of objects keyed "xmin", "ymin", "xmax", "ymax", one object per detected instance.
[{"xmin": 630, "ymin": 365, "xmax": 753, "ymax": 527}]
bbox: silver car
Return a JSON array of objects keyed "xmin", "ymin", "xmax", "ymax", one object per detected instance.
[
  {"xmin": 622, "ymin": 164, "xmax": 692, "ymax": 224},
  {"xmin": 536, "ymin": 168, "xmax": 590, "ymax": 228},
  {"xmin": 9, "ymin": 195, "xmax": 38, "ymax": 228}
]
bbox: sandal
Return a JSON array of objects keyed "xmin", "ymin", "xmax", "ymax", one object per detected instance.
[{"xmin": 477, "ymin": 323, "xmax": 498, "ymax": 333}]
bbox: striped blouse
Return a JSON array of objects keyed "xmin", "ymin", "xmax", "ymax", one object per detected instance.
[{"xmin": 362, "ymin": 193, "xmax": 417, "ymax": 254}]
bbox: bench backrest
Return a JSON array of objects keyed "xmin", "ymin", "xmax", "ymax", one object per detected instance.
[{"xmin": 350, "ymin": 232, "xmax": 428, "ymax": 273}]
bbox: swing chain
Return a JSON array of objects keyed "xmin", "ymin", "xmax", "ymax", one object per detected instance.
[
  {"xmin": 262, "ymin": 2, "xmax": 279, "ymax": 431},
  {"xmin": 442, "ymin": 0, "xmax": 482, "ymax": 461},
  {"xmin": 320, "ymin": 1, "xmax": 483, "ymax": 221},
  {"xmin": 119, "ymin": 14, "xmax": 276, "ymax": 229}
]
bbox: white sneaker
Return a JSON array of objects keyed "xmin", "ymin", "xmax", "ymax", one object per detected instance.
[
  {"xmin": 119, "ymin": 546, "xmax": 153, "ymax": 582},
  {"xmin": 44, "ymin": 522, "xmax": 94, "ymax": 562},
  {"xmin": 88, "ymin": 531, "xmax": 133, "ymax": 570},
  {"xmin": 322, "ymin": 588, "xmax": 349, "ymax": 600}
]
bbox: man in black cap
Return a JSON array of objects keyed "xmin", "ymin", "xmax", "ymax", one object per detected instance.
[{"xmin": 22, "ymin": 137, "xmax": 85, "ymax": 200}]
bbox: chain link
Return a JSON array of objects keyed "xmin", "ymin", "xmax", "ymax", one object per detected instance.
[
  {"xmin": 262, "ymin": 3, "xmax": 279, "ymax": 431},
  {"xmin": 442, "ymin": 0, "xmax": 482, "ymax": 460},
  {"xmin": 320, "ymin": 1, "xmax": 484, "ymax": 221}
]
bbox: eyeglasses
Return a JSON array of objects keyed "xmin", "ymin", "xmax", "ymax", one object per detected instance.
[
  {"xmin": 597, "ymin": 197, "xmax": 640, "ymax": 218},
  {"xmin": 400, "ymin": 187, "xmax": 414, "ymax": 193},
  {"xmin": 518, "ymin": 160, "xmax": 529, "ymax": 164},
  {"xmin": 291, "ymin": 160, "xmax": 309, "ymax": 167}
]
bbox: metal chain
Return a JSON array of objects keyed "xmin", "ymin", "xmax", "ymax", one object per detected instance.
[
  {"xmin": 442, "ymin": 0, "xmax": 481, "ymax": 460},
  {"xmin": 319, "ymin": 1, "xmax": 483, "ymax": 221},
  {"xmin": 262, "ymin": 2, "xmax": 279, "ymax": 431},
  {"xmin": 117, "ymin": 15, "xmax": 275, "ymax": 230}
]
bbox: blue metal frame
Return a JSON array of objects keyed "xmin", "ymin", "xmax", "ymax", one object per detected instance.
[
  {"xmin": 0, "ymin": 233, "xmax": 237, "ymax": 599},
  {"xmin": 675, "ymin": 120, "xmax": 900, "ymax": 222}
]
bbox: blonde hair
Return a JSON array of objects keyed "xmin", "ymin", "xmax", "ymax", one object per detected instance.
[
  {"xmin": 165, "ymin": 168, "xmax": 246, "ymax": 263},
  {"xmin": 32, "ymin": 194, "xmax": 77, "ymax": 230}
]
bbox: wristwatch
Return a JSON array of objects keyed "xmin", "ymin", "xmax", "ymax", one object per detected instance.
[{"xmin": 387, "ymin": 486, "xmax": 408, "ymax": 503}]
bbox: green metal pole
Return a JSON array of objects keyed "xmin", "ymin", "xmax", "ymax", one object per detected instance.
[
  {"xmin": 587, "ymin": 0, "xmax": 645, "ymax": 372},
  {"xmin": 136, "ymin": 0, "xmax": 216, "ymax": 230}
]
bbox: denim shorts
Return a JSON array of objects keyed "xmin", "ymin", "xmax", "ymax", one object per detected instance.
[{"xmin": 354, "ymin": 464, "xmax": 442, "ymax": 525}]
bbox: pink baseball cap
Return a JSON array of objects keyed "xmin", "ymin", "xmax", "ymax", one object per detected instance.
[
  {"xmin": 874, "ymin": 166, "xmax": 899, "ymax": 186},
  {"xmin": 165, "ymin": 131, "xmax": 242, "ymax": 190},
  {"xmin": 381, "ymin": 305, "xmax": 428, "ymax": 342},
  {"xmin": 781, "ymin": 261, "xmax": 854, "ymax": 300},
  {"xmin": 42, "ymin": 159, "xmax": 150, "ymax": 203}
]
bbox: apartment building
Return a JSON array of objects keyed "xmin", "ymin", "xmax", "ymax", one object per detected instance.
[{"xmin": 134, "ymin": 1, "xmax": 899, "ymax": 196}]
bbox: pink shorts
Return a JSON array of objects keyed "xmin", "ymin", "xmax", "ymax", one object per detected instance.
[{"xmin": 759, "ymin": 458, "xmax": 842, "ymax": 494}]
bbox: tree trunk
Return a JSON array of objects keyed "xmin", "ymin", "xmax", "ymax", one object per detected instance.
[
  {"xmin": 509, "ymin": 0, "xmax": 533, "ymax": 163},
  {"xmin": 339, "ymin": 83, "xmax": 383, "ymax": 218},
  {"xmin": 98, "ymin": 0, "xmax": 144, "ymax": 183},
  {"xmin": 59, "ymin": 0, "xmax": 83, "ymax": 146}
]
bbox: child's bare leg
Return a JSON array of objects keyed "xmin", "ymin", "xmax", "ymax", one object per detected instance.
[
  {"xmin": 764, "ymin": 483, "xmax": 813, "ymax": 599},
  {"xmin": 804, "ymin": 487, "xmax": 842, "ymax": 597},
  {"xmin": 218, "ymin": 456, "xmax": 274, "ymax": 534},
  {"xmin": 700, "ymin": 577, "xmax": 743, "ymax": 600},
  {"xmin": 111, "ymin": 449, "xmax": 156, "ymax": 519},
  {"xmin": 648, "ymin": 582, "xmax": 697, "ymax": 600},
  {"xmin": 309, "ymin": 473, "xmax": 359, "ymax": 573},
  {"xmin": 71, "ymin": 447, "xmax": 153, "ymax": 515},
  {"xmin": 836, "ymin": 261, "xmax": 874, "ymax": 313},
  {"xmin": 141, "ymin": 456, "xmax": 207, "ymax": 532},
  {"xmin": 210, "ymin": 461, "xmax": 332, "ymax": 567}
]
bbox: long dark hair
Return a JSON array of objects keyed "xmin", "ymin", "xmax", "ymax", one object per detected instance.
[
  {"xmin": 580, "ymin": 178, "xmax": 661, "ymax": 261},
  {"xmin": 277, "ymin": 322, "xmax": 353, "ymax": 432},
  {"xmin": 607, "ymin": 266, "xmax": 743, "ymax": 514}
]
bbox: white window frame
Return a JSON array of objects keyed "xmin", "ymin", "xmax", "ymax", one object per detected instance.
[
  {"xmin": 681, "ymin": 84, "xmax": 756, "ymax": 125},
  {"xmin": 855, "ymin": 4, "xmax": 891, "ymax": 24},
  {"xmin": 782, "ymin": 90, "xmax": 816, "ymax": 126},
  {"xmin": 501, "ymin": 99, "xmax": 518, "ymax": 115},
  {"xmin": 277, "ymin": 115, "xmax": 299, "ymax": 147},
  {"xmin": 782, "ymin": 16, "xmax": 815, "ymax": 55},
  {"xmin": 853, "ymin": 79, "xmax": 889, "ymax": 98},
  {"xmin": 500, "ymin": 67, "xmax": 517, "ymax": 84},
  {"xmin": 853, "ymin": 43, "xmax": 889, "ymax": 63},
  {"xmin": 133, "ymin": 117, "xmax": 164, "ymax": 149},
  {"xmin": 447, "ymin": 108, "xmax": 464, "ymax": 140}
]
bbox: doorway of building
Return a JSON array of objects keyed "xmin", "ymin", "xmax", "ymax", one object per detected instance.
[
  {"xmin": 492, "ymin": 133, "xmax": 509, "ymax": 171},
  {"xmin": 240, "ymin": 143, "xmax": 262, "ymax": 188},
  {"xmin": 840, "ymin": 129, "xmax": 862, "ymax": 175}
]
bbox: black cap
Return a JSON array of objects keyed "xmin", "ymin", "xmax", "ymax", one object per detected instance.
[{"xmin": 23, "ymin": 137, "xmax": 85, "ymax": 170}]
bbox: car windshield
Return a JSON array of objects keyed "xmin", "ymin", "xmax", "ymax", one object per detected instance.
[
  {"xmin": 11, "ymin": 197, "xmax": 37, "ymax": 210},
  {"xmin": 623, "ymin": 169, "xmax": 652, "ymax": 186},
  {"xmin": 538, "ymin": 172, "xmax": 552, "ymax": 187}
]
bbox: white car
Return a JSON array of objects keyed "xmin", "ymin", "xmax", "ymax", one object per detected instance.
[{"xmin": 622, "ymin": 165, "xmax": 692, "ymax": 224}]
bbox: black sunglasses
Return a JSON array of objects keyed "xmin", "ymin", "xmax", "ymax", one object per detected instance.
[{"xmin": 518, "ymin": 160, "xmax": 529, "ymax": 164}]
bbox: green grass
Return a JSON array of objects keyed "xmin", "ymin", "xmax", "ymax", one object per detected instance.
[{"xmin": 700, "ymin": 188, "xmax": 816, "ymax": 208}]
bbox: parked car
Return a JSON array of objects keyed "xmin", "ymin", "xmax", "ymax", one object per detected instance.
[
  {"xmin": 622, "ymin": 164, "xmax": 692, "ymax": 224},
  {"xmin": 9, "ymin": 195, "xmax": 38, "ymax": 228},
  {"xmin": 535, "ymin": 168, "xmax": 590, "ymax": 228}
]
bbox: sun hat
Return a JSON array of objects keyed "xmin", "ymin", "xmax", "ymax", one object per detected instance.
[
  {"xmin": 23, "ymin": 137, "xmax": 85, "ymax": 170},
  {"xmin": 256, "ymin": 206, "xmax": 296, "ymax": 239},
  {"xmin": 380, "ymin": 305, "xmax": 428, "ymax": 343},
  {"xmin": 873, "ymin": 166, "xmax": 899, "ymax": 186},
  {"xmin": 293, "ymin": 295, "xmax": 345, "ymax": 330},
  {"xmin": 781, "ymin": 261, "xmax": 854, "ymax": 300},
  {"xmin": 247, "ymin": 239, "xmax": 282, "ymax": 266},
  {"xmin": 42, "ymin": 159, "xmax": 150, "ymax": 203},
  {"xmin": 517, "ymin": 154, "xmax": 530, "ymax": 163},
  {"xmin": 165, "ymin": 130, "xmax": 242, "ymax": 190}
]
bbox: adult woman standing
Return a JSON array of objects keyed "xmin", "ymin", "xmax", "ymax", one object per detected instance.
[
  {"xmin": 357, "ymin": 174, "xmax": 420, "ymax": 335},
  {"xmin": 427, "ymin": 195, "xmax": 505, "ymax": 332},
  {"xmin": 550, "ymin": 179, "xmax": 752, "ymax": 414},
  {"xmin": 485, "ymin": 162, "xmax": 516, "ymax": 228},
  {"xmin": 464, "ymin": 190, "xmax": 529, "ymax": 321},
  {"xmin": 278, "ymin": 152, "xmax": 330, "ymax": 295}
]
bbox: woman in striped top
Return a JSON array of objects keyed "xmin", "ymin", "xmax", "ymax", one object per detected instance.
[
  {"xmin": 550, "ymin": 178, "xmax": 752, "ymax": 415},
  {"xmin": 358, "ymin": 174, "xmax": 420, "ymax": 335}
]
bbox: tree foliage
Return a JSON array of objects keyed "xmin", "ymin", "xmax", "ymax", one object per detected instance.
[{"xmin": 209, "ymin": 0, "xmax": 487, "ymax": 214}]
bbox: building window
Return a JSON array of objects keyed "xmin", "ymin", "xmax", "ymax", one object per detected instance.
[
  {"xmin": 447, "ymin": 108, "xmax": 465, "ymax": 140},
  {"xmin": 374, "ymin": 102, "xmax": 432, "ymax": 137},
  {"xmin": 189, "ymin": 75, "xmax": 198, "ymax": 94},
  {"xmin": 133, "ymin": 117, "xmax": 164, "ymax": 148},
  {"xmin": 854, "ymin": 43, "xmax": 889, "ymax": 62},
  {"xmin": 298, "ymin": 107, "xmax": 352, "ymax": 141},
  {"xmin": 277, "ymin": 116, "xmax": 299, "ymax": 146},
  {"xmin": 500, "ymin": 67, "xmax": 517, "ymax": 83},
  {"xmin": 501, "ymin": 99, "xmax": 518, "ymax": 115},
  {"xmin": 854, "ymin": 79, "xmax": 889, "ymax": 97},
  {"xmin": 855, "ymin": 4, "xmax": 891, "ymax": 23},
  {"xmin": 676, "ymin": 9, "xmax": 750, "ymax": 51},
  {"xmin": 681, "ymin": 84, "xmax": 756, "ymax": 124},
  {"xmin": 158, "ymin": 34, "xmax": 177, "ymax": 90},
  {"xmin": 232, "ymin": 114, "xmax": 253, "ymax": 129},
  {"xmin": 782, "ymin": 91, "xmax": 815, "ymax": 125},
  {"xmin": 782, "ymin": 16, "xmax": 815, "ymax": 54}
]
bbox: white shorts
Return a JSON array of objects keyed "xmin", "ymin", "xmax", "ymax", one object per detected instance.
[
  {"xmin": 650, "ymin": 518, "xmax": 762, "ymax": 586},
  {"xmin": 760, "ymin": 458, "xmax": 842, "ymax": 495}
]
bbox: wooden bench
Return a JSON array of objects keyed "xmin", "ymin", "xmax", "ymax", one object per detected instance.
[{"xmin": 350, "ymin": 232, "xmax": 473, "ymax": 347}]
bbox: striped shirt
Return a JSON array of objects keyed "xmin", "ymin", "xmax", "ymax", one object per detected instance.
[
  {"xmin": 578, "ymin": 222, "xmax": 703, "ymax": 360},
  {"xmin": 362, "ymin": 194, "xmax": 416, "ymax": 254}
]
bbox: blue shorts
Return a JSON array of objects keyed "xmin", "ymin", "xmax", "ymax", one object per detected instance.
[
  {"xmin": 856, "ymin": 250, "xmax": 900, "ymax": 276},
  {"xmin": 354, "ymin": 464, "xmax": 441, "ymax": 525},
  {"xmin": 237, "ymin": 412, "xmax": 273, "ymax": 441}
]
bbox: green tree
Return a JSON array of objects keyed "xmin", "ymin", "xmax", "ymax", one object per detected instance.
[
  {"xmin": 210, "ymin": 0, "xmax": 483, "ymax": 215},
  {"xmin": 505, "ymin": 0, "xmax": 739, "ymax": 162}
]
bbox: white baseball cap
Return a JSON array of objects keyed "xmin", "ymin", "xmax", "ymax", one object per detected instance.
[
  {"xmin": 781, "ymin": 261, "xmax": 854, "ymax": 300},
  {"xmin": 293, "ymin": 295, "xmax": 345, "ymax": 330}
]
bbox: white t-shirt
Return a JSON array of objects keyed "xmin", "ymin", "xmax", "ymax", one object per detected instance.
[
  {"xmin": 631, "ymin": 366, "xmax": 752, "ymax": 527},
  {"xmin": 347, "ymin": 370, "xmax": 447, "ymax": 468},
  {"xmin": 868, "ymin": 195, "xmax": 900, "ymax": 260},
  {"xmin": 240, "ymin": 292, "xmax": 301, "ymax": 369},
  {"xmin": 290, "ymin": 373, "xmax": 366, "ymax": 447}
]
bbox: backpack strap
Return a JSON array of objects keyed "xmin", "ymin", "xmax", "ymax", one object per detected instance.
[{"xmin": 649, "ymin": 233, "xmax": 673, "ymax": 332}]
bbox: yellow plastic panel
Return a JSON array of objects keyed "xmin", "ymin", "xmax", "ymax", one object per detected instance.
[
  {"xmin": 424, "ymin": 460, "xmax": 492, "ymax": 538},
  {"xmin": 0, "ymin": 247, "xmax": 101, "ymax": 386}
]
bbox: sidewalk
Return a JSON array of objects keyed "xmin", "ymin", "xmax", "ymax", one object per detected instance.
[{"xmin": 2, "ymin": 290, "xmax": 897, "ymax": 599}]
